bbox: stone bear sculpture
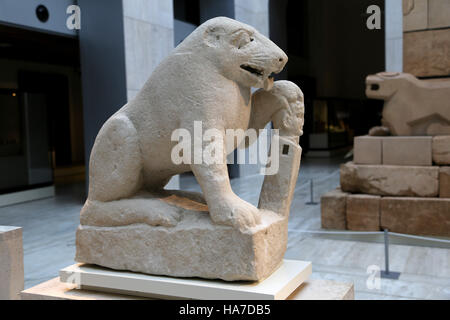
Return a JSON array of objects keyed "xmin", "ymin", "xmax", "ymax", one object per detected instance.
[
  {"xmin": 366, "ymin": 72, "xmax": 450, "ymax": 136},
  {"xmin": 76, "ymin": 17, "xmax": 304, "ymax": 281}
]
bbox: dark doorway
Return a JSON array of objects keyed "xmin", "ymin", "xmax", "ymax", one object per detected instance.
[
  {"xmin": 0, "ymin": 23, "xmax": 84, "ymax": 195},
  {"xmin": 18, "ymin": 71, "xmax": 72, "ymax": 167}
]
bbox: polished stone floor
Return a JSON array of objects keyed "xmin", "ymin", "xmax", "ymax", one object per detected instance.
[{"xmin": 1, "ymin": 156, "xmax": 449, "ymax": 299}]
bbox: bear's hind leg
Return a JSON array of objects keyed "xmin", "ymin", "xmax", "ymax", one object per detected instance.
[
  {"xmin": 81, "ymin": 114, "xmax": 182, "ymax": 227},
  {"xmin": 87, "ymin": 114, "xmax": 143, "ymax": 202}
]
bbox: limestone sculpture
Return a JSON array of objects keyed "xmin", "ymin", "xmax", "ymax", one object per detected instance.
[
  {"xmin": 366, "ymin": 72, "xmax": 450, "ymax": 136},
  {"xmin": 76, "ymin": 17, "xmax": 304, "ymax": 281}
]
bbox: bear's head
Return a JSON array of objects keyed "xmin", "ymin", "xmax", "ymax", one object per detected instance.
[
  {"xmin": 366, "ymin": 72, "xmax": 417, "ymax": 100},
  {"xmin": 184, "ymin": 17, "xmax": 288, "ymax": 91},
  {"xmin": 270, "ymin": 81, "xmax": 305, "ymax": 137}
]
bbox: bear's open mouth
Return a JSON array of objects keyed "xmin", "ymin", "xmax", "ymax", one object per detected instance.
[{"xmin": 240, "ymin": 64, "xmax": 264, "ymax": 77}]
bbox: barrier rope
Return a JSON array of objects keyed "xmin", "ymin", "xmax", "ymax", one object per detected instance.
[
  {"xmin": 291, "ymin": 168, "xmax": 450, "ymax": 245},
  {"xmin": 243, "ymin": 166, "xmax": 450, "ymax": 245},
  {"xmin": 288, "ymin": 229, "xmax": 450, "ymax": 244}
]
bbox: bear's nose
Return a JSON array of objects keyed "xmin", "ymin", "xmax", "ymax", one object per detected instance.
[
  {"xmin": 274, "ymin": 52, "xmax": 288, "ymax": 72},
  {"xmin": 276, "ymin": 52, "xmax": 288, "ymax": 65},
  {"xmin": 277, "ymin": 56, "xmax": 285, "ymax": 63}
]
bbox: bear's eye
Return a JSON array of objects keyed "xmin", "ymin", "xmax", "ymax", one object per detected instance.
[{"xmin": 250, "ymin": 38, "xmax": 254, "ymax": 42}]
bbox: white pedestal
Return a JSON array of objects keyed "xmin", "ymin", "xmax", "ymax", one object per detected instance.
[
  {"xmin": 22, "ymin": 277, "xmax": 355, "ymax": 300},
  {"xmin": 60, "ymin": 260, "xmax": 312, "ymax": 300}
]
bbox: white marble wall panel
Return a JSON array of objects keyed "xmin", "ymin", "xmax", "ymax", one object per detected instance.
[
  {"xmin": 123, "ymin": 0, "xmax": 173, "ymax": 29},
  {"xmin": 122, "ymin": 0, "xmax": 174, "ymax": 97},
  {"xmin": 386, "ymin": 0, "xmax": 403, "ymax": 72},
  {"xmin": 235, "ymin": 0, "xmax": 269, "ymax": 37}
]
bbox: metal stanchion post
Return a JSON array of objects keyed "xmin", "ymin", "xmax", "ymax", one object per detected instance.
[
  {"xmin": 306, "ymin": 179, "xmax": 318, "ymax": 205},
  {"xmin": 381, "ymin": 228, "xmax": 401, "ymax": 279},
  {"xmin": 384, "ymin": 228, "xmax": 390, "ymax": 274}
]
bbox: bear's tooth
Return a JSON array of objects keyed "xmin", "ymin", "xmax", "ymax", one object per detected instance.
[{"xmin": 264, "ymin": 76, "xmax": 274, "ymax": 91}]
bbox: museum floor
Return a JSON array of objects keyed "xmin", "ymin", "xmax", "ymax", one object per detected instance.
[{"xmin": 1, "ymin": 156, "xmax": 449, "ymax": 300}]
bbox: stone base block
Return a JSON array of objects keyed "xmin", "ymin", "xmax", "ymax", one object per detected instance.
[
  {"xmin": 440, "ymin": 167, "xmax": 450, "ymax": 198},
  {"xmin": 288, "ymin": 279, "xmax": 354, "ymax": 300},
  {"xmin": 346, "ymin": 195, "xmax": 381, "ymax": 231},
  {"xmin": 381, "ymin": 197, "xmax": 450, "ymax": 237},
  {"xmin": 76, "ymin": 210, "xmax": 288, "ymax": 282},
  {"xmin": 353, "ymin": 136, "xmax": 382, "ymax": 165},
  {"xmin": 353, "ymin": 136, "xmax": 433, "ymax": 166},
  {"xmin": 382, "ymin": 136, "xmax": 432, "ymax": 166},
  {"xmin": 340, "ymin": 162, "xmax": 439, "ymax": 197},
  {"xmin": 320, "ymin": 189, "xmax": 347, "ymax": 230},
  {"xmin": 433, "ymin": 136, "xmax": 450, "ymax": 165},
  {"xmin": 0, "ymin": 226, "xmax": 24, "ymax": 300}
]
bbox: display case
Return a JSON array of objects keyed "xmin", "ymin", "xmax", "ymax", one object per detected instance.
[
  {"xmin": 308, "ymin": 99, "xmax": 350, "ymax": 151},
  {"xmin": 0, "ymin": 90, "xmax": 53, "ymax": 193}
]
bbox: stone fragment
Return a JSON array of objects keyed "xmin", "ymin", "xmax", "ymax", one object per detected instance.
[
  {"xmin": 366, "ymin": 72, "xmax": 450, "ymax": 135},
  {"xmin": 440, "ymin": 167, "xmax": 450, "ymax": 198},
  {"xmin": 340, "ymin": 162, "xmax": 439, "ymax": 197},
  {"xmin": 381, "ymin": 197, "xmax": 450, "ymax": 237},
  {"xmin": 320, "ymin": 189, "xmax": 347, "ymax": 230},
  {"xmin": 382, "ymin": 136, "xmax": 432, "ymax": 166},
  {"xmin": 353, "ymin": 136, "xmax": 382, "ymax": 165},
  {"xmin": 346, "ymin": 194, "xmax": 381, "ymax": 231},
  {"xmin": 433, "ymin": 136, "xmax": 450, "ymax": 165},
  {"xmin": 0, "ymin": 226, "xmax": 24, "ymax": 300}
]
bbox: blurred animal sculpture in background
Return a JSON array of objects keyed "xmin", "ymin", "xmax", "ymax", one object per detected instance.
[{"xmin": 366, "ymin": 72, "xmax": 450, "ymax": 136}]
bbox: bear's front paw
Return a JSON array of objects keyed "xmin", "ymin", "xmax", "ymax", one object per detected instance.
[
  {"xmin": 368, "ymin": 126, "xmax": 390, "ymax": 136},
  {"xmin": 209, "ymin": 193, "xmax": 261, "ymax": 230}
]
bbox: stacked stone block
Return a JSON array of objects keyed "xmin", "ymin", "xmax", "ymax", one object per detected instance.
[
  {"xmin": 403, "ymin": 0, "xmax": 450, "ymax": 78},
  {"xmin": 321, "ymin": 135, "xmax": 450, "ymax": 237}
]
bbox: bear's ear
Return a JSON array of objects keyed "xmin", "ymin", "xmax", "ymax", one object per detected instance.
[
  {"xmin": 230, "ymin": 29, "xmax": 251, "ymax": 49},
  {"xmin": 203, "ymin": 26, "xmax": 226, "ymax": 48},
  {"xmin": 379, "ymin": 72, "xmax": 400, "ymax": 78}
]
